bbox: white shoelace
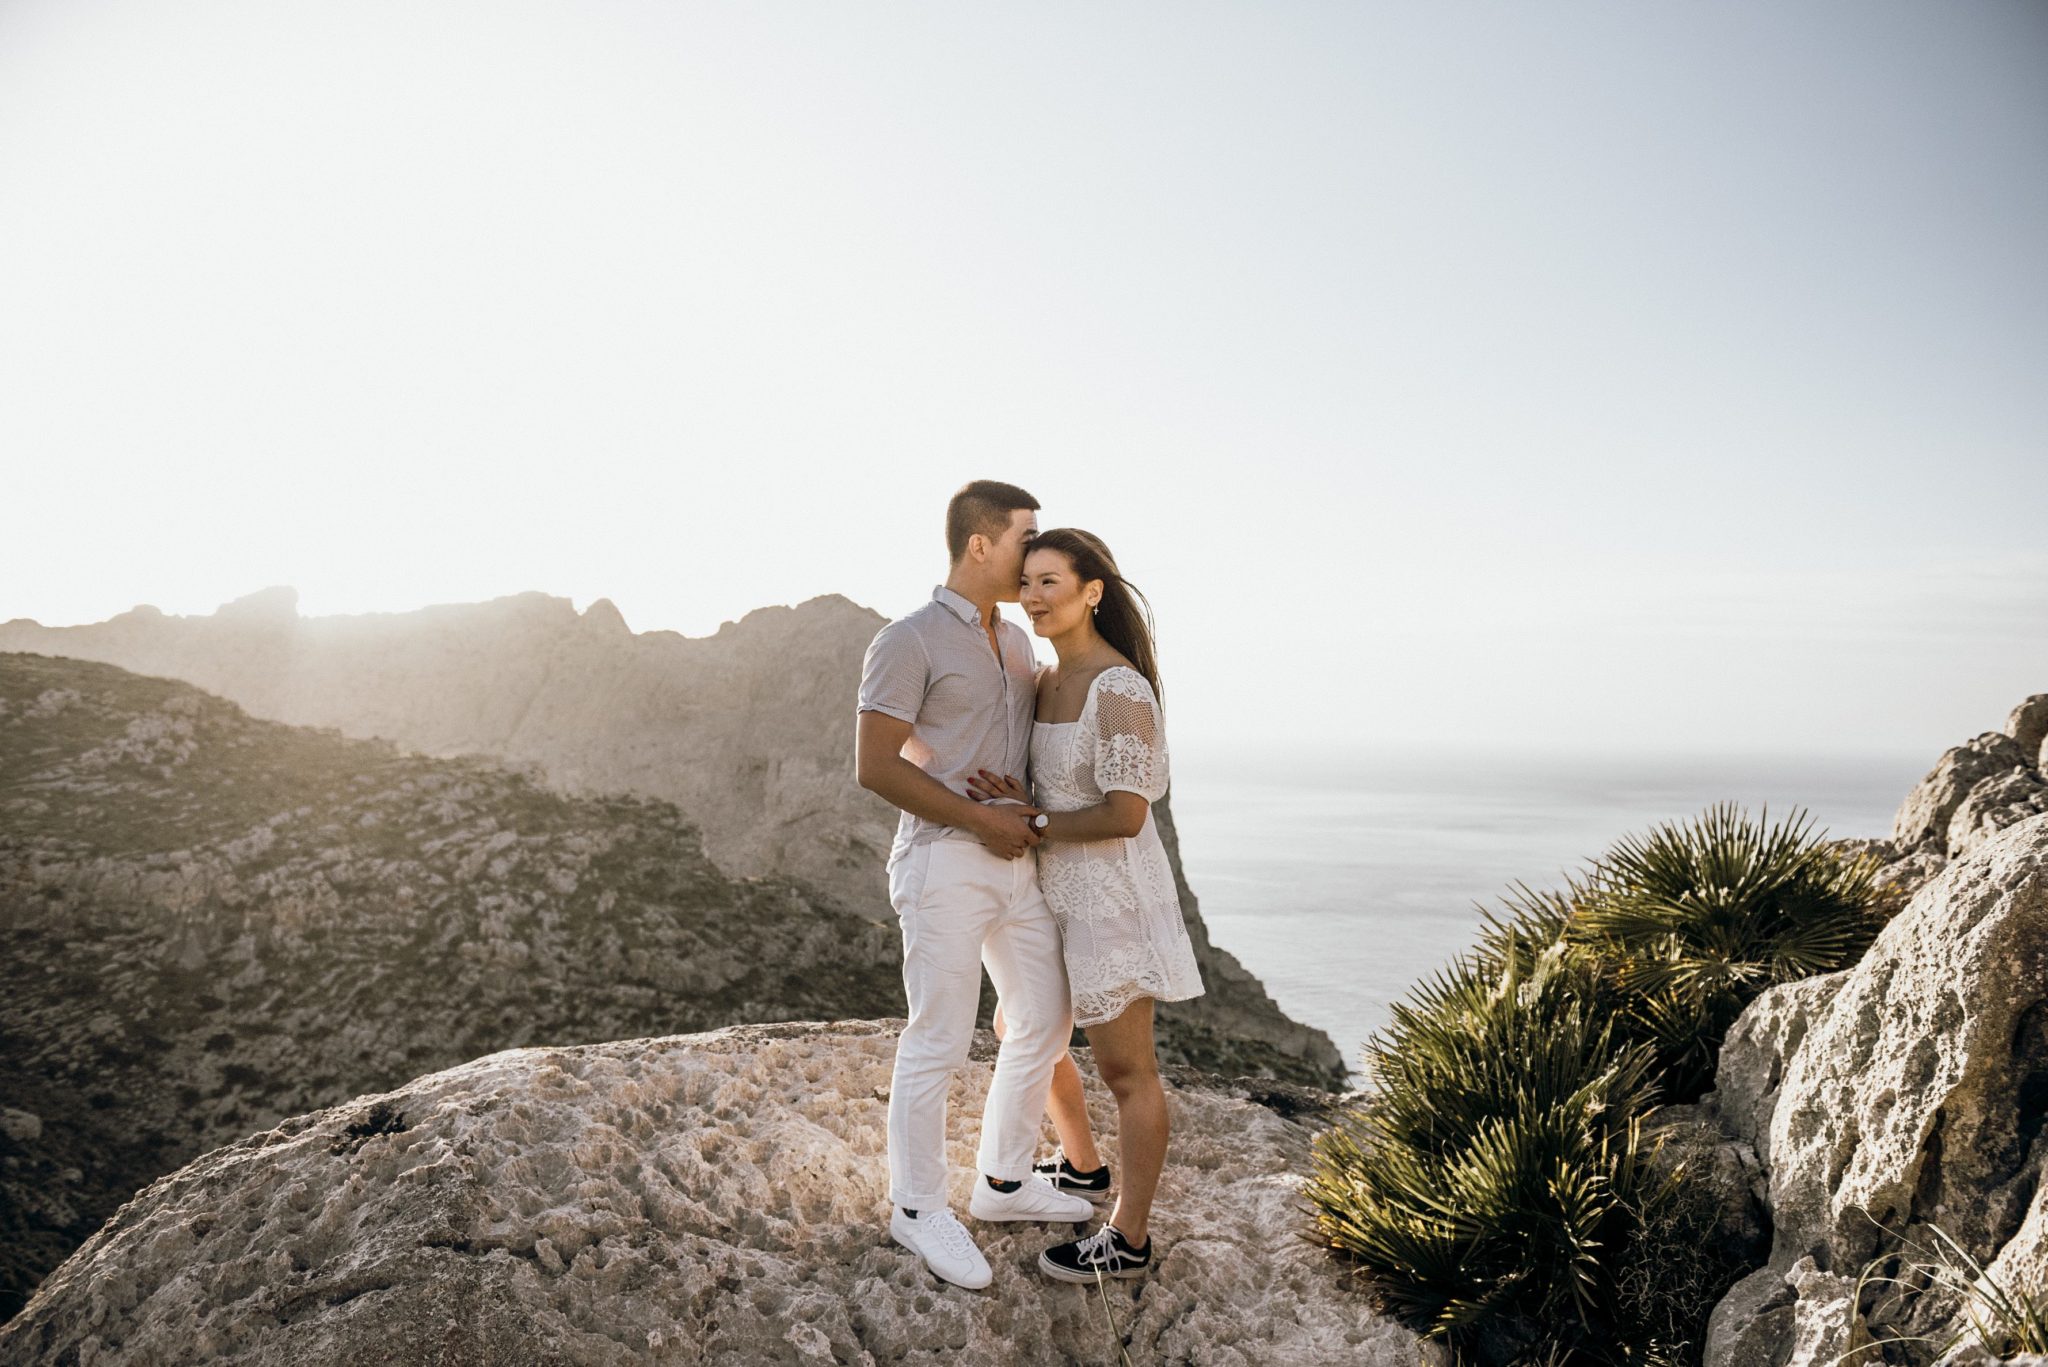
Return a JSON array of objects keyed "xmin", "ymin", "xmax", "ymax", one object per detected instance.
[
  {"xmin": 1073, "ymin": 1226, "xmax": 1120, "ymax": 1267},
  {"xmin": 924, "ymin": 1209, "xmax": 979, "ymax": 1259}
]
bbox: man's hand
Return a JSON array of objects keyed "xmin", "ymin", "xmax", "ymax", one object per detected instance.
[
  {"xmin": 969, "ymin": 802, "xmax": 1044, "ymax": 860},
  {"xmin": 856, "ymin": 710, "xmax": 1042, "ymax": 858}
]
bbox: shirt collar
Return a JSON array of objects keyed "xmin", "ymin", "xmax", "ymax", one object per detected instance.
[{"xmin": 932, "ymin": 584, "xmax": 987, "ymax": 628}]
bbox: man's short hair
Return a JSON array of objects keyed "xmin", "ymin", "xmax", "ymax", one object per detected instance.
[{"xmin": 945, "ymin": 480, "xmax": 1040, "ymax": 562}]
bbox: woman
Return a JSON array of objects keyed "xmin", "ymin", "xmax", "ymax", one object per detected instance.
[{"xmin": 968, "ymin": 527, "xmax": 1205, "ymax": 1284}]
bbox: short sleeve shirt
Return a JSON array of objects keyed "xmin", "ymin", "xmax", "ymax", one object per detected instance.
[{"xmin": 858, "ymin": 585, "xmax": 1039, "ymax": 856}]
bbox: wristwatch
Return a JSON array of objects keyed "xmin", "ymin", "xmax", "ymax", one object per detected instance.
[{"xmin": 1033, "ymin": 813, "xmax": 1050, "ymax": 830}]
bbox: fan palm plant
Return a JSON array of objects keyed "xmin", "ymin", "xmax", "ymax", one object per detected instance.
[
  {"xmin": 1567, "ymin": 804, "xmax": 1885, "ymax": 1097},
  {"xmin": 1309, "ymin": 804, "xmax": 1889, "ymax": 1364},
  {"xmin": 1309, "ymin": 941, "xmax": 1684, "ymax": 1363}
]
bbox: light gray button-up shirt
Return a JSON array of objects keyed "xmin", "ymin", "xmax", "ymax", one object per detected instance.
[{"xmin": 858, "ymin": 584, "xmax": 1039, "ymax": 857}]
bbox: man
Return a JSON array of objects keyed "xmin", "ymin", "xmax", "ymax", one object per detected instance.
[{"xmin": 854, "ymin": 479, "xmax": 1093, "ymax": 1289}]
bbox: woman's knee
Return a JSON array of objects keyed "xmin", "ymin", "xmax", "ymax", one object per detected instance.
[{"xmin": 1093, "ymin": 1050, "xmax": 1159, "ymax": 1100}]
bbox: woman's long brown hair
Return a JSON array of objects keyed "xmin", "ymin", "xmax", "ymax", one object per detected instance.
[{"xmin": 1027, "ymin": 527, "xmax": 1162, "ymax": 704}]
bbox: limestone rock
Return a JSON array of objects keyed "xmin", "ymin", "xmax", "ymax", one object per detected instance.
[
  {"xmin": 1702, "ymin": 971, "xmax": 1848, "ymax": 1170},
  {"xmin": 1828, "ymin": 837, "xmax": 1947, "ymax": 908},
  {"xmin": 0, "ymin": 1021, "xmax": 1421, "ymax": 1366},
  {"xmin": 1700, "ymin": 812, "xmax": 2048, "ymax": 1367},
  {"xmin": 1876, "ymin": 845, "xmax": 1951, "ymax": 904},
  {"xmin": 1947, "ymin": 765, "xmax": 2048, "ymax": 859},
  {"xmin": 1702, "ymin": 1260, "xmax": 1798, "ymax": 1367},
  {"xmin": 1891, "ymin": 733, "xmax": 2029, "ymax": 852},
  {"xmin": 2008, "ymin": 693, "xmax": 2048, "ymax": 761}
]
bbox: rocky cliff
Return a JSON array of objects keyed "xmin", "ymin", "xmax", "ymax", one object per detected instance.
[
  {"xmin": 0, "ymin": 650, "xmax": 1337, "ymax": 1324},
  {"xmin": 0, "ymin": 653, "xmax": 900, "ymax": 1323},
  {"xmin": 0, "ymin": 589, "xmax": 1343, "ymax": 1086},
  {"xmin": 1695, "ymin": 695, "xmax": 2048, "ymax": 1367},
  {"xmin": 0, "ymin": 1021, "xmax": 1423, "ymax": 1366}
]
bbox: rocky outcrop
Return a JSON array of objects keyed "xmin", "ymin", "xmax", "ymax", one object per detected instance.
[
  {"xmin": 1892, "ymin": 732, "xmax": 2031, "ymax": 853},
  {"xmin": 0, "ymin": 1021, "xmax": 1422, "ymax": 1366},
  {"xmin": 0, "ymin": 591, "xmax": 1343, "ymax": 1088},
  {"xmin": 1949, "ymin": 766, "xmax": 2048, "ymax": 859},
  {"xmin": 1825, "ymin": 702, "xmax": 2048, "ymax": 912},
  {"xmin": 0, "ymin": 651, "xmax": 1342, "ymax": 1322},
  {"xmin": 0, "ymin": 654, "xmax": 903, "ymax": 1322},
  {"xmin": 1699, "ymin": 812, "xmax": 2048, "ymax": 1367},
  {"xmin": 2008, "ymin": 695, "xmax": 2048, "ymax": 764}
]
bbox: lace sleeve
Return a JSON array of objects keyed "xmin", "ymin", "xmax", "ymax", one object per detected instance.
[{"xmin": 1092, "ymin": 669, "xmax": 1167, "ymax": 802}]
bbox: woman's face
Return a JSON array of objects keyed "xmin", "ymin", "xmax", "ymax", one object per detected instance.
[{"xmin": 1019, "ymin": 547, "xmax": 1100, "ymax": 638}]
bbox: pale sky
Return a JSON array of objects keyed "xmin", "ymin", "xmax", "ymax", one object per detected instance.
[{"xmin": 3, "ymin": 1, "xmax": 2043, "ymax": 762}]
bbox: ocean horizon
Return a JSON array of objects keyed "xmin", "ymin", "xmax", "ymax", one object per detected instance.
[{"xmin": 1167, "ymin": 743, "xmax": 1931, "ymax": 1084}]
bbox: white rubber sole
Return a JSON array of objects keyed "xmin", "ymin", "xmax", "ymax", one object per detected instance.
[
  {"xmin": 1037, "ymin": 1251, "xmax": 1150, "ymax": 1284},
  {"xmin": 968, "ymin": 1191, "xmax": 1097, "ymax": 1223}
]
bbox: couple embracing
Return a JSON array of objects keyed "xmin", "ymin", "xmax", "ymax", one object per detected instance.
[{"xmin": 854, "ymin": 479, "xmax": 1206, "ymax": 1290}]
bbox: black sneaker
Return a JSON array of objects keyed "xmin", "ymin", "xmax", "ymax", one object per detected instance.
[
  {"xmin": 1039, "ymin": 1224, "xmax": 1152, "ymax": 1283},
  {"xmin": 1032, "ymin": 1150, "xmax": 1111, "ymax": 1202}
]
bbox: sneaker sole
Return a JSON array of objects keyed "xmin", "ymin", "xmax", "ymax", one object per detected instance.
[
  {"xmin": 968, "ymin": 1201, "xmax": 1096, "ymax": 1223},
  {"xmin": 1037, "ymin": 1252, "xmax": 1149, "ymax": 1284}
]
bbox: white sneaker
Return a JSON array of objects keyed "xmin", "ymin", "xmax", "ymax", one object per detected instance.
[
  {"xmin": 889, "ymin": 1207, "xmax": 992, "ymax": 1290},
  {"xmin": 968, "ymin": 1175, "xmax": 1096, "ymax": 1223}
]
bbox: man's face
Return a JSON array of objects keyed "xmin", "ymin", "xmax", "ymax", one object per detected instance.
[{"xmin": 990, "ymin": 508, "xmax": 1039, "ymax": 600}]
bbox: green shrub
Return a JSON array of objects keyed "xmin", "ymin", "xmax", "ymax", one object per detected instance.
[
  {"xmin": 1308, "ymin": 805, "xmax": 1886, "ymax": 1366},
  {"xmin": 1570, "ymin": 804, "xmax": 1885, "ymax": 1099}
]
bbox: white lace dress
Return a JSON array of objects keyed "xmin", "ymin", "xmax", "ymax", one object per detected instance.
[{"xmin": 1030, "ymin": 665, "xmax": 1206, "ymax": 1028}]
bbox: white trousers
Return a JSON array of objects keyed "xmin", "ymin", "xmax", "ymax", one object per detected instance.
[{"xmin": 885, "ymin": 833, "xmax": 1073, "ymax": 1212}]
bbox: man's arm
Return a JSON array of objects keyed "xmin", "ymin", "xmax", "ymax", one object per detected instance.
[
  {"xmin": 969, "ymin": 770, "xmax": 1146, "ymax": 841},
  {"xmin": 855, "ymin": 711, "xmax": 1040, "ymax": 858}
]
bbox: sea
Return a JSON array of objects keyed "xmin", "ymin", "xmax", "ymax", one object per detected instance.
[{"xmin": 1166, "ymin": 745, "xmax": 1931, "ymax": 1084}]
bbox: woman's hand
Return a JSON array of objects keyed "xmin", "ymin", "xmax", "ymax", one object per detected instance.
[{"xmin": 967, "ymin": 770, "xmax": 1031, "ymax": 804}]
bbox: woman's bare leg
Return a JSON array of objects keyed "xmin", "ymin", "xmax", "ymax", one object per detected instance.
[
  {"xmin": 1082, "ymin": 997, "xmax": 1164, "ymax": 1247},
  {"xmin": 994, "ymin": 1004, "xmax": 1104, "ymax": 1172}
]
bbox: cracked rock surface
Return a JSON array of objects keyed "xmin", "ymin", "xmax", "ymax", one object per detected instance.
[
  {"xmin": 0, "ymin": 1020, "xmax": 1419, "ymax": 1367},
  {"xmin": 1701, "ymin": 812, "xmax": 2048, "ymax": 1367}
]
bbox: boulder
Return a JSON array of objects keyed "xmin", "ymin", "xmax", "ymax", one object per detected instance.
[
  {"xmin": 1827, "ymin": 838, "xmax": 1948, "ymax": 908},
  {"xmin": 1703, "ymin": 971, "xmax": 1848, "ymax": 1169},
  {"xmin": 1948, "ymin": 766, "xmax": 2048, "ymax": 859},
  {"xmin": 1891, "ymin": 733, "xmax": 2029, "ymax": 852},
  {"xmin": 1700, "ymin": 813, "xmax": 2048, "ymax": 1367},
  {"xmin": 2007, "ymin": 694, "xmax": 2048, "ymax": 762},
  {"xmin": 0, "ymin": 1021, "xmax": 1420, "ymax": 1366}
]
